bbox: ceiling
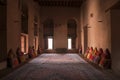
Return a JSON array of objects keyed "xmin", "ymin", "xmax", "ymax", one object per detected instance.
[
  {"xmin": 34, "ymin": 0, "xmax": 85, "ymax": 7},
  {"xmin": 111, "ymin": 1, "xmax": 120, "ymax": 9}
]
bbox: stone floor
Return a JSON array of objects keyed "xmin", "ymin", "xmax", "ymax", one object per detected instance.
[{"xmin": 0, "ymin": 53, "xmax": 120, "ymax": 80}]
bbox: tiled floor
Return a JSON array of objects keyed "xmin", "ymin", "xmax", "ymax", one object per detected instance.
[{"xmin": 1, "ymin": 53, "xmax": 120, "ymax": 80}]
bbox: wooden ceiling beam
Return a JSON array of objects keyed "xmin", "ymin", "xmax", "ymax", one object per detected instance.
[{"xmin": 34, "ymin": 0, "xmax": 84, "ymax": 7}]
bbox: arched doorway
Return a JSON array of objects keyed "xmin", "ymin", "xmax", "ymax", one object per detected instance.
[
  {"xmin": 67, "ymin": 19, "xmax": 77, "ymax": 50},
  {"xmin": 21, "ymin": 1, "xmax": 28, "ymax": 54},
  {"xmin": 43, "ymin": 19, "xmax": 54, "ymax": 50}
]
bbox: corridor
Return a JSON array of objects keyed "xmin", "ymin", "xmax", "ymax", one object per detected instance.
[{"xmin": 1, "ymin": 53, "xmax": 119, "ymax": 80}]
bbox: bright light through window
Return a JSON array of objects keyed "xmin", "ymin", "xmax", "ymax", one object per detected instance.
[
  {"xmin": 68, "ymin": 38, "xmax": 72, "ymax": 49},
  {"xmin": 48, "ymin": 38, "xmax": 53, "ymax": 49}
]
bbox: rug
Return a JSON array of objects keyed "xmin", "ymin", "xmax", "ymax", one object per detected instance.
[{"xmin": 1, "ymin": 53, "xmax": 119, "ymax": 80}]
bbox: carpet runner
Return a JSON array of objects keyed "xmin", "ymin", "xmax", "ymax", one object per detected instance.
[{"xmin": 1, "ymin": 53, "xmax": 119, "ymax": 80}]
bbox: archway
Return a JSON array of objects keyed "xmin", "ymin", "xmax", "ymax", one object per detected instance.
[
  {"xmin": 21, "ymin": 1, "xmax": 28, "ymax": 54},
  {"xmin": 43, "ymin": 19, "xmax": 54, "ymax": 50},
  {"xmin": 67, "ymin": 19, "xmax": 77, "ymax": 49}
]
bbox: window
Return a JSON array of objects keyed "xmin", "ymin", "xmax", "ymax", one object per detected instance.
[
  {"xmin": 48, "ymin": 38, "xmax": 53, "ymax": 49},
  {"xmin": 68, "ymin": 38, "xmax": 72, "ymax": 49}
]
